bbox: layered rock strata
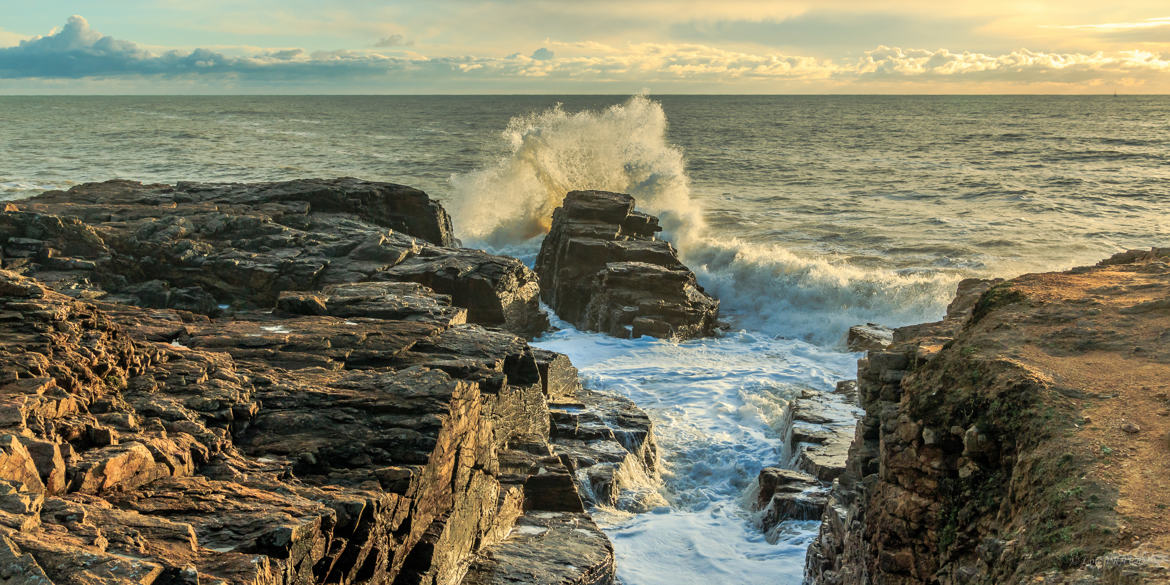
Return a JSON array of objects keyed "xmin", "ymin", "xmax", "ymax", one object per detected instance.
[
  {"xmin": 753, "ymin": 387, "xmax": 861, "ymax": 542},
  {"xmin": 806, "ymin": 250, "xmax": 1170, "ymax": 585},
  {"xmin": 3, "ymin": 178, "xmax": 547, "ymax": 338},
  {"xmin": 0, "ymin": 180, "xmax": 663, "ymax": 585},
  {"xmin": 534, "ymin": 190, "xmax": 719, "ymax": 341}
]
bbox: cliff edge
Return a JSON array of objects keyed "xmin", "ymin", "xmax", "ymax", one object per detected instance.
[{"xmin": 806, "ymin": 249, "xmax": 1170, "ymax": 584}]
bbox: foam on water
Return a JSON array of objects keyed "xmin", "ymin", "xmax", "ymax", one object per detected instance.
[
  {"xmin": 533, "ymin": 323, "xmax": 856, "ymax": 584},
  {"xmin": 452, "ymin": 95, "xmax": 956, "ymax": 344},
  {"xmin": 453, "ymin": 96, "xmax": 949, "ymax": 583}
]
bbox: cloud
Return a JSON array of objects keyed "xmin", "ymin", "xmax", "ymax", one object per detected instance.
[
  {"xmin": 672, "ymin": 12, "xmax": 985, "ymax": 52},
  {"xmin": 374, "ymin": 34, "xmax": 412, "ymax": 48},
  {"xmin": 853, "ymin": 46, "xmax": 1170, "ymax": 82},
  {"xmin": 1048, "ymin": 17, "xmax": 1170, "ymax": 32},
  {"xmin": 0, "ymin": 15, "xmax": 399, "ymax": 79},
  {"xmin": 2, "ymin": 16, "xmax": 1168, "ymax": 91},
  {"xmin": 1042, "ymin": 16, "xmax": 1170, "ymax": 44},
  {"xmin": 0, "ymin": 27, "xmax": 28, "ymax": 48}
]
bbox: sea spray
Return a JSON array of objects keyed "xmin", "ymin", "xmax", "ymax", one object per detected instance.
[
  {"xmin": 449, "ymin": 94, "xmax": 701, "ymax": 247},
  {"xmin": 450, "ymin": 94, "xmax": 955, "ymax": 344}
]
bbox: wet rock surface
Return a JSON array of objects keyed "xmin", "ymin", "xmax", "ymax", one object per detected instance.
[
  {"xmin": 845, "ymin": 323, "xmax": 893, "ymax": 352},
  {"xmin": 806, "ymin": 250, "xmax": 1170, "ymax": 585},
  {"xmin": 534, "ymin": 190, "xmax": 718, "ymax": 341},
  {"xmin": 0, "ymin": 181, "xmax": 666, "ymax": 585},
  {"xmin": 751, "ymin": 387, "xmax": 861, "ymax": 541}
]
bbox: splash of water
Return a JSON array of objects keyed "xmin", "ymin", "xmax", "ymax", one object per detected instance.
[
  {"xmin": 449, "ymin": 95, "xmax": 956, "ymax": 343},
  {"xmin": 449, "ymin": 94, "xmax": 702, "ymax": 247}
]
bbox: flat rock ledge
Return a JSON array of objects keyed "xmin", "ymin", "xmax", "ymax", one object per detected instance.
[
  {"xmin": 534, "ymin": 190, "xmax": 719, "ymax": 341},
  {"xmin": 806, "ymin": 249, "xmax": 1170, "ymax": 585},
  {"xmin": 3, "ymin": 178, "xmax": 548, "ymax": 338},
  {"xmin": 0, "ymin": 180, "xmax": 666, "ymax": 585}
]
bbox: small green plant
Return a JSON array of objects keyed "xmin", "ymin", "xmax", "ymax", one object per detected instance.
[
  {"xmin": 1056, "ymin": 548, "xmax": 1089, "ymax": 570},
  {"xmin": 972, "ymin": 283, "xmax": 1027, "ymax": 323}
]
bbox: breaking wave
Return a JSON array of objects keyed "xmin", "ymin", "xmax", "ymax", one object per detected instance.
[{"xmin": 450, "ymin": 94, "xmax": 956, "ymax": 344}]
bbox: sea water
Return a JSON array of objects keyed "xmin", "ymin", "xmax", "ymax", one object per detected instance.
[{"xmin": 3, "ymin": 94, "xmax": 1167, "ymax": 583}]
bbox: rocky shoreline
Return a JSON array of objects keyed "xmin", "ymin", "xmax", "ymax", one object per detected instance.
[
  {"xmin": 3, "ymin": 178, "xmax": 1166, "ymax": 585},
  {"xmin": 0, "ymin": 180, "xmax": 671, "ymax": 585},
  {"xmin": 805, "ymin": 250, "xmax": 1170, "ymax": 584}
]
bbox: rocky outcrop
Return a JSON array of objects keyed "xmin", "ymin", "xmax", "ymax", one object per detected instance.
[
  {"xmin": 0, "ymin": 181, "xmax": 665, "ymax": 585},
  {"xmin": 845, "ymin": 323, "xmax": 893, "ymax": 352},
  {"xmin": 806, "ymin": 250, "xmax": 1170, "ymax": 585},
  {"xmin": 3, "ymin": 178, "xmax": 546, "ymax": 338},
  {"xmin": 534, "ymin": 190, "xmax": 719, "ymax": 341},
  {"xmin": 751, "ymin": 387, "xmax": 861, "ymax": 541}
]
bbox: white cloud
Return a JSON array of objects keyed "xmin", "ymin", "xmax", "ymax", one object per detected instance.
[
  {"xmin": 1047, "ymin": 17, "xmax": 1170, "ymax": 32},
  {"xmin": 853, "ymin": 46, "xmax": 1170, "ymax": 81},
  {"xmin": 2, "ymin": 15, "xmax": 1169, "ymax": 91}
]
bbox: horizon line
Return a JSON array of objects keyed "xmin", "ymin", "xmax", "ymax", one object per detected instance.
[{"xmin": 0, "ymin": 92, "xmax": 1159, "ymax": 97}]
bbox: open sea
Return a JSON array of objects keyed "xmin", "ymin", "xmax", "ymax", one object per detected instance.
[{"xmin": 2, "ymin": 94, "xmax": 1167, "ymax": 583}]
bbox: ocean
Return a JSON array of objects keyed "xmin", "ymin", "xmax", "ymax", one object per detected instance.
[{"xmin": 2, "ymin": 94, "xmax": 1167, "ymax": 583}]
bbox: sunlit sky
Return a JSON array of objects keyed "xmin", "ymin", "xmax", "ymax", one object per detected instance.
[{"xmin": 2, "ymin": 1, "xmax": 1169, "ymax": 93}]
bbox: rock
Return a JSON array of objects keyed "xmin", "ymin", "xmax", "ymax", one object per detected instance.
[
  {"xmin": 549, "ymin": 389, "xmax": 664, "ymax": 512},
  {"xmin": 0, "ymin": 176, "xmax": 653, "ymax": 585},
  {"xmin": 846, "ymin": 323, "xmax": 893, "ymax": 352},
  {"xmin": 0, "ymin": 435, "xmax": 45, "ymax": 494},
  {"xmin": 806, "ymin": 249, "xmax": 1170, "ymax": 585},
  {"xmin": 535, "ymin": 190, "xmax": 718, "ymax": 340},
  {"xmin": 754, "ymin": 468, "xmax": 829, "ymax": 542},
  {"xmin": 6, "ymin": 179, "xmax": 546, "ymax": 338},
  {"xmin": 69, "ymin": 442, "xmax": 168, "ymax": 494},
  {"xmin": 462, "ymin": 512, "xmax": 614, "ymax": 585}
]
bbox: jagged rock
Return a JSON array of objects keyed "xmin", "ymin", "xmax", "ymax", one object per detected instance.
[
  {"xmin": 0, "ymin": 214, "xmax": 653, "ymax": 585},
  {"xmin": 5, "ymin": 179, "xmax": 545, "ymax": 338},
  {"xmin": 535, "ymin": 190, "xmax": 718, "ymax": 340},
  {"xmin": 755, "ymin": 468, "xmax": 828, "ymax": 542},
  {"xmin": 0, "ymin": 435, "xmax": 45, "ymax": 494},
  {"xmin": 805, "ymin": 249, "xmax": 1170, "ymax": 585},
  {"xmin": 0, "ymin": 182, "xmax": 659, "ymax": 585},
  {"xmin": 462, "ymin": 512, "xmax": 615, "ymax": 585},
  {"xmin": 845, "ymin": 323, "xmax": 893, "ymax": 352},
  {"xmin": 749, "ymin": 387, "xmax": 859, "ymax": 538},
  {"xmin": 549, "ymin": 389, "xmax": 664, "ymax": 512},
  {"xmin": 0, "ymin": 178, "xmax": 679, "ymax": 585}
]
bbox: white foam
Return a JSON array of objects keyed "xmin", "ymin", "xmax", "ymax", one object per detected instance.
[
  {"xmin": 449, "ymin": 95, "xmax": 953, "ymax": 345},
  {"xmin": 447, "ymin": 95, "xmax": 958, "ymax": 583},
  {"xmin": 449, "ymin": 94, "xmax": 702, "ymax": 249},
  {"xmin": 533, "ymin": 323, "xmax": 855, "ymax": 584}
]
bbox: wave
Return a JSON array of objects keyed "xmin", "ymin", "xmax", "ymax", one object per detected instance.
[
  {"xmin": 449, "ymin": 95, "xmax": 955, "ymax": 344},
  {"xmin": 448, "ymin": 94, "xmax": 701, "ymax": 246}
]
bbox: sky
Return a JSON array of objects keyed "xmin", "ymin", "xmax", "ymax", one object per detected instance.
[{"xmin": 1, "ymin": 2, "xmax": 1169, "ymax": 93}]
